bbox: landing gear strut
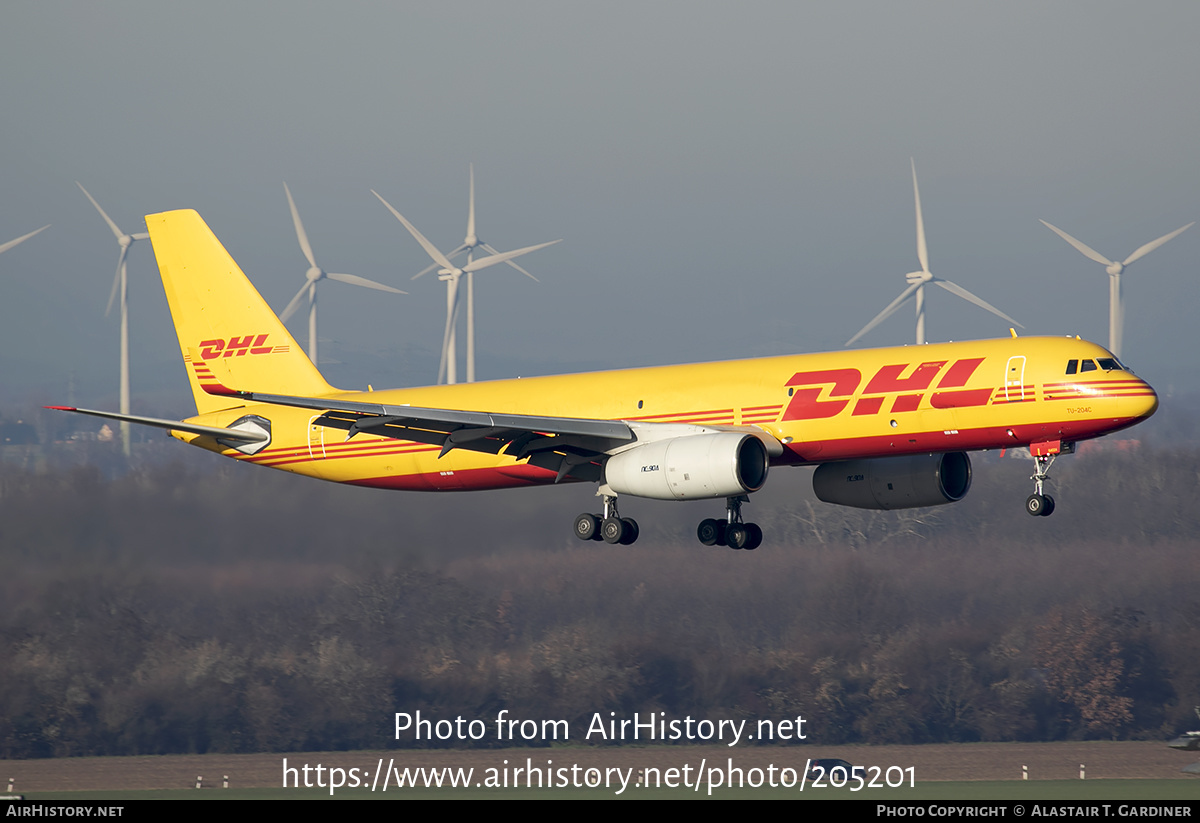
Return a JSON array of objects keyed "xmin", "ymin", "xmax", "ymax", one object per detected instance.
[
  {"xmin": 573, "ymin": 494, "xmax": 639, "ymax": 544},
  {"xmin": 698, "ymin": 495, "xmax": 762, "ymax": 550},
  {"xmin": 1025, "ymin": 448, "xmax": 1059, "ymax": 517}
]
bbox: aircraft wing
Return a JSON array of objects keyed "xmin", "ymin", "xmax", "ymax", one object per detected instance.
[{"xmin": 200, "ymin": 381, "xmax": 636, "ymax": 482}]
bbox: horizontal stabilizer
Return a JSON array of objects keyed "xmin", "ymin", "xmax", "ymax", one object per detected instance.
[{"xmin": 46, "ymin": 406, "xmax": 269, "ymax": 443}]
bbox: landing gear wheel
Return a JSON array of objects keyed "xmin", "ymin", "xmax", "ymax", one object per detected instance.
[
  {"xmin": 601, "ymin": 516, "xmax": 626, "ymax": 544},
  {"xmin": 744, "ymin": 523, "xmax": 763, "ymax": 551},
  {"xmin": 573, "ymin": 513, "xmax": 600, "ymax": 541},
  {"xmin": 697, "ymin": 518, "xmax": 726, "ymax": 546},
  {"xmin": 619, "ymin": 517, "xmax": 640, "ymax": 545},
  {"xmin": 1025, "ymin": 494, "xmax": 1048, "ymax": 517},
  {"xmin": 726, "ymin": 524, "xmax": 749, "ymax": 550},
  {"xmin": 1039, "ymin": 495, "xmax": 1055, "ymax": 517}
]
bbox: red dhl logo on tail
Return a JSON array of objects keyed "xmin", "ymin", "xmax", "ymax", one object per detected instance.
[
  {"xmin": 782, "ymin": 358, "xmax": 993, "ymax": 421},
  {"xmin": 198, "ymin": 335, "xmax": 288, "ymax": 359}
]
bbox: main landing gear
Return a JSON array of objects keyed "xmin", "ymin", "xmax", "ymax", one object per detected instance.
[
  {"xmin": 571, "ymin": 493, "xmax": 764, "ymax": 549},
  {"xmin": 697, "ymin": 495, "xmax": 762, "ymax": 550},
  {"xmin": 1025, "ymin": 449, "xmax": 1058, "ymax": 517},
  {"xmin": 573, "ymin": 494, "xmax": 640, "ymax": 545}
]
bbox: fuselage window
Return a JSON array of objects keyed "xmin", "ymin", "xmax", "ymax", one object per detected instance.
[
  {"xmin": 1080, "ymin": 359, "xmax": 1097, "ymax": 373},
  {"xmin": 1097, "ymin": 358, "xmax": 1121, "ymax": 371},
  {"xmin": 1065, "ymin": 360, "xmax": 1078, "ymax": 375}
]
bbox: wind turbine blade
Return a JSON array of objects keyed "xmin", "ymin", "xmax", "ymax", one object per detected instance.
[
  {"xmin": 845, "ymin": 283, "xmax": 920, "ymax": 346},
  {"xmin": 437, "ymin": 337, "xmax": 448, "ymax": 385},
  {"xmin": 76, "ymin": 182, "xmax": 125, "ymax": 240},
  {"xmin": 0, "ymin": 224, "xmax": 49, "ymax": 255},
  {"xmin": 130, "ymin": 232, "xmax": 150, "ymax": 241},
  {"xmin": 1039, "ymin": 220, "xmax": 1113, "ymax": 266},
  {"xmin": 413, "ymin": 245, "xmax": 468, "ymax": 280},
  {"xmin": 481, "ymin": 242, "xmax": 540, "ymax": 281},
  {"xmin": 412, "ymin": 260, "xmax": 440, "ymax": 281},
  {"xmin": 932, "ymin": 279, "xmax": 1024, "ymax": 328},
  {"xmin": 911, "ymin": 159, "xmax": 930, "ymax": 275},
  {"xmin": 284, "ymin": 182, "xmax": 318, "ymax": 269},
  {"xmin": 1122, "ymin": 222, "xmax": 1194, "ymax": 267},
  {"xmin": 371, "ymin": 190, "xmax": 455, "ymax": 271},
  {"xmin": 466, "ymin": 162, "xmax": 476, "ymax": 243},
  {"xmin": 279, "ymin": 282, "xmax": 311, "ymax": 323},
  {"xmin": 326, "ymin": 272, "xmax": 407, "ymax": 294},
  {"xmin": 105, "ymin": 246, "xmax": 128, "ymax": 317},
  {"xmin": 462, "ymin": 240, "xmax": 561, "ymax": 273}
]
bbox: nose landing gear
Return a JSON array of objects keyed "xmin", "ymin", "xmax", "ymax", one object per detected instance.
[{"xmin": 1025, "ymin": 442, "xmax": 1070, "ymax": 517}]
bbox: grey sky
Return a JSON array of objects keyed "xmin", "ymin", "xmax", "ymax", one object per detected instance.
[{"xmin": 1, "ymin": 1, "xmax": 1197, "ymax": 411}]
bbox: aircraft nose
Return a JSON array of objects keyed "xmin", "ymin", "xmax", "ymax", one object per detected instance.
[{"xmin": 1124, "ymin": 380, "xmax": 1159, "ymax": 420}]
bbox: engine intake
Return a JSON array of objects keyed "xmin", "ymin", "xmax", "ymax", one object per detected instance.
[
  {"xmin": 812, "ymin": 452, "xmax": 971, "ymax": 510},
  {"xmin": 605, "ymin": 432, "xmax": 769, "ymax": 501}
]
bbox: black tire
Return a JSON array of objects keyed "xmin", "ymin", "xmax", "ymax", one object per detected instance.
[
  {"xmin": 573, "ymin": 513, "xmax": 599, "ymax": 541},
  {"xmin": 697, "ymin": 518, "xmax": 723, "ymax": 546},
  {"xmin": 1040, "ymin": 495, "xmax": 1056, "ymax": 517},
  {"xmin": 1025, "ymin": 494, "xmax": 1046, "ymax": 517},
  {"xmin": 601, "ymin": 516, "xmax": 625, "ymax": 544},
  {"xmin": 726, "ymin": 524, "xmax": 748, "ymax": 550},
  {"xmin": 619, "ymin": 517, "xmax": 640, "ymax": 545},
  {"xmin": 744, "ymin": 523, "xmax": 763, "ymax": 551}
]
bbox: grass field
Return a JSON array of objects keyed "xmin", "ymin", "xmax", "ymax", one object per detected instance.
[
  {"xmin": 16, "ymin": 780, "xmax": 1200, "ymax": 801},
  {"xmin": 6, "ymin": 742, "xmax": 1198, "ymax": 801}
]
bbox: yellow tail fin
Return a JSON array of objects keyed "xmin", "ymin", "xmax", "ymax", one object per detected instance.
[{"xmin": 145, "ymin": 209, "xmax": 335, "ymax": 415}]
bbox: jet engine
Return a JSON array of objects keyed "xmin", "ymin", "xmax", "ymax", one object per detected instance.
[
  {"xmin": 605, "ymin": 432, "xmax": 769, "ymax": 501},
  {"xmin": 812, "ymin": 452, "xmax": 971, "ymax": 510}
]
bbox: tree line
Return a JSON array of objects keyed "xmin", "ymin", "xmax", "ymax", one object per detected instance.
[{"xmin": 1, "ymin": 443, "xmax": 1198, "ymax": 757}]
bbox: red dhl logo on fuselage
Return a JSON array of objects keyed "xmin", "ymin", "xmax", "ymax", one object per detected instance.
[
  {"xmin": 198, "ymin": 335, "xmax": 287, "ymax": 359},
  {"xmin": 783, "ymin": 358, "xmax": 994, "ymax": 421}
]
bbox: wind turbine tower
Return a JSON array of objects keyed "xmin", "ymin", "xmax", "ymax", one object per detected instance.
[
  {"xmin": 847, "ymin": 160, "xmax": 1022, "ymax": 347},
  {"xmin": 77, "ymin": 182, "xmax": 147, "ymax": 457},
  {"xmin": 1039, "ymin": 219, "xmax": 1193, "ymax": 359}
]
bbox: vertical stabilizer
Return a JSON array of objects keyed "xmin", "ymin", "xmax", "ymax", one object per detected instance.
[{"xmin": 145, "ymin": 209, "xmax": 335, "ymax": 415}]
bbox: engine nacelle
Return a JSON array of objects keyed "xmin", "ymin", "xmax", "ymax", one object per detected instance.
[
  {"xmin": 605, "ymin": 432, "xmax": 769, "ymax": 501},
  {"xmin": 812, "ymin": 452, "xmax": 972, "ymax": 510}
]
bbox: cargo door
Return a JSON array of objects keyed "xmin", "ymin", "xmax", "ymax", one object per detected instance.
[{"xmin": 1005, "ymin": 356, "xmax": 1027, "ymax": 403}]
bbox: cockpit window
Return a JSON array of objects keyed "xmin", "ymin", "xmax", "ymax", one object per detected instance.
[
  {"xmin": 1080, "ymin": 359, "xmax": 1097, "ymax": 373},
  {"xmin": 1097, "ymin": 358, "xmax": 1121, "ymax": 371},
  {"xmin": 1065, "ymin": 360, "xmax": 1078, "ymax": 375}
]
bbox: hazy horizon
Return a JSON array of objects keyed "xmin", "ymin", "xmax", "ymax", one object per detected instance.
[{"xmin": 2, "ymin": 2, "xmax": 1197, "ymax": 412}]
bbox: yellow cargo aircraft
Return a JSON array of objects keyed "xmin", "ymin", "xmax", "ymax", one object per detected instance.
[{"xmin": 52, "ymin": 210, "xmax": 1159, "ymax": 550}]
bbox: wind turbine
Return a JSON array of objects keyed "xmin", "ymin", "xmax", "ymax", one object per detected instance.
[
  {"xmin": 847, "ymin": 160, "xmax": 1022, "ymax": 347},
  {"xmin": 0, "ymin": 224, "xmax": 49, "ymax": 256},
  {"xmin": 77, "ymin": 182, "xmax": 148, "ymax": 457},
  {"xmin": 279, "ymin": 183, "xmax": 407, "ymax": 365},
  {"xmin": 408, "ymin": 164, "xmax": 556, "ymax": 383},
  {"xmin": 1039, "ymin": 219, "xmax": 1193, "ymax": 359},
  {"xmin": 372, "ymin": 189, "xmax": 560, "ymax": 385}
]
